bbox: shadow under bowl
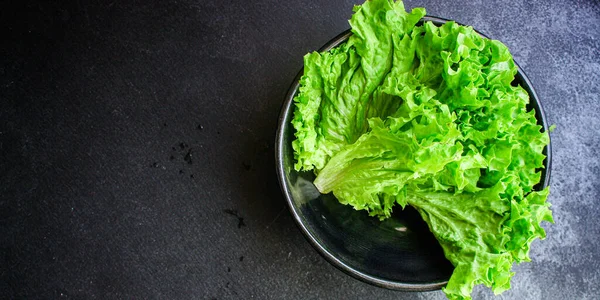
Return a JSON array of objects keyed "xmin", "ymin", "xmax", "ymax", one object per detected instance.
[{"xmin": 275, "ymin": 16, "xmax": 551, "ymax": 291}]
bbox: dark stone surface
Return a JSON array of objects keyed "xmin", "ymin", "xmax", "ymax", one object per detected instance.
[{"xmin": 0, "ymin": 0, "xmax": 598, "ymax": 299}]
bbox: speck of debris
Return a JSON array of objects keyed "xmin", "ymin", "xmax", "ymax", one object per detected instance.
[
  {"xmin": 190, "ymin": 174, "xmax": 194, "ymax": 178},
  {"xmin": 227, "ymin": 267, "xmax": 231, "ymax": 272},
  {"xmin": 239, "ymin": 256, "xmax": 244, "ymax": 262},
  {"xmin": 242, "ymin": 162, "xmax": 251, "ymax": 171},
  {"xmin": 217, "ymin": 131, "xmax": 221, "ymax": 135},
  {"xmin": 179, "ymin": 142, "xmax": 188, "ymax": 150},
  {"xmin": 224, "ymin": 209, "xmax": 246, "ymax": 228},
  {"xmin": 184, "ymin": 149, "xmax": 193, "ymax": 164},
  {"xmin": 197, "ymin": 124, "xmax": 204, "ymax": 130},
  {"xmin": 151, "ymin": 162, "xmax": 159, "ymax": 168},
  {"xmin": 163, "ymin": 123, "xmax": 167, "ymax": 127}
]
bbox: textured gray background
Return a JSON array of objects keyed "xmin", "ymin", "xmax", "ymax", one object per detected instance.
[{"xmin": 1, "ymin": 0, "xmax": 599, "ymax": 299}]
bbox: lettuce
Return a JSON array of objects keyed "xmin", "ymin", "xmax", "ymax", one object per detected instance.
[
  {"xmin": 291, "ymin": 0, "xmax": 426, "ymax": 171},
  {"xmin": 291, "ymin": 0, "xmax": 552, "ymax": 299}
]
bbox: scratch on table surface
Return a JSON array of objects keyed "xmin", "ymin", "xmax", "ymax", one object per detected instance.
[
  {"xmin": 265, "ymin": 207, "xmax": 285, "ymax": 229},
  {"xmin": 543, "ymin": 49, "xmax": 558, "ymax": 67}
]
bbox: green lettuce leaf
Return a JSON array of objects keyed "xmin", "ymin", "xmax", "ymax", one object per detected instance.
[
  {"xmin": 291, "ymin": 0, "xmax": 426, "ymax": 171},
  {"xmin": 407, "ymin": 186, "xmax": 552, "ymax": 299},
  {"xmin": 291, "ymin": 0, "xmax": 552, "ymax": 299}
]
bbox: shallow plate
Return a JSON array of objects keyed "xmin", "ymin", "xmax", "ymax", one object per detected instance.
[{"xmin": 275, "ymin": 16, "xmax": 551, "ymax": 291}]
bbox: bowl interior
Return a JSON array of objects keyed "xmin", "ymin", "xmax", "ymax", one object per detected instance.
[{"xmin": 276, "ymin": 16, "xmax": 550, "ymax": 291}]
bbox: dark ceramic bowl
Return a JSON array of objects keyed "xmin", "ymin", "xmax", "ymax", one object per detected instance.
[{"xmin": 275, "ymin": 16, "xmax": 551, "ymax": 291}]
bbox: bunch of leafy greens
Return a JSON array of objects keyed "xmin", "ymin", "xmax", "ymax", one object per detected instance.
[{"xmin": 291, "ymin": 0, "xmax": 553, "ymax": 299}]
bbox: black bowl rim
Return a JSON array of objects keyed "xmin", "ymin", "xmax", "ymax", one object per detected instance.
[{"xmin": 275, "ymin": 15, "xmax": 552, "ymax": 291}]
